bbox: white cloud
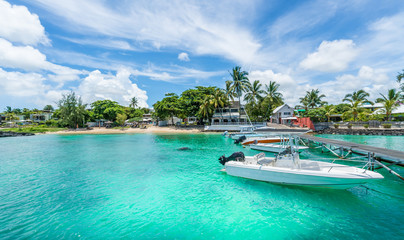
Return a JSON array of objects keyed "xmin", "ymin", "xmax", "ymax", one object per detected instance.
[
  {"xmin": 0, "ymin": 68, "xmax": 46, "ymax": 97},
  {"xmin": 25, "ymin": 0, "xmax": 262, "ymax": 65},
  {"xmin": 315, "ymin": 66, "xmax": 395, "ymax": 103},
  {"xmin": 77, "ymin": 69, "xmax": 148, "ymax": 107},
  {"xmin": 178, "ymin": 52, "xmax": 190, "ymax": 62},
  {"xmin": 0, "ymin": 0, "xmax": 49, "ymax": 45},
  {"xmin": 0, "ymin": 38, "xmax": 84, "ymax": 82},
  {"xmin": 299, "ymin": 39, "xmax": 358, "ymax": 72}
]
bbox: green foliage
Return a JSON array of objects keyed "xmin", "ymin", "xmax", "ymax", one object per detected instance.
[
  {"xmin": 306, "ymin": 108, "xmax": 326, "ymax": 122},
  {"xmin": 343, "ymin": 89, "xmax": 372, "ymax": 121},
  {"xmin": 0, "ymin": 126, "xmax": 65, "ymax": 133},
  {"xmin": 382, "ymin": 124, "xmax": 392, "ymax": 128},
  {"xmin": 376, "ymin": 89, "xmax": 402, "ymax": 121},
  {"xmin": 43, "ymin": 105, "xmax": 54, "ymax": 111},
  {"xmin": 153, "ymin": 93, "xmax": 182, "ymax": 123},
  {"xmin": 116, "ymin": 113, "xmax": 127, "ymax": 128},
  {"xmin": 179, "ymin": 86, "xmax": 220, "ymax": 121},
  {"xmin": 364, "ymin": 124, "xmax": 369, "ymax": 129},
  {"xmin": 334, "ymin": 124, "xmax": 339, "ymax": 129},
  {"xmin": 45, "ymin": 119, "xmax": 62, "ymax": 127},
  {"xmin": 347, "ymin": 124, "xmax": 353, "ymax": 129},
  {"xmin": 57, "ymin": 92, "xmax": 87, "ymax": 128},
  {"xmin": 299, "ymin": 89, "xmax": 327, "ymax": 110},
  {"xmin": 90, "ymin": 100, "xmax": 124, "ymax": 121}
]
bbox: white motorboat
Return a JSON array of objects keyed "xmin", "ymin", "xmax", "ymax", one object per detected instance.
[
  {"xmin": 219, "ymin": 149, "xmax": 383, "ymax": 189},
  {"xmin": 250, "ymin": 143, "xmax": 309, "ymax": 153}
]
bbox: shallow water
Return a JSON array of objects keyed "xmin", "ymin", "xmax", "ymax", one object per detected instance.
[{"xmin": 1, "ymin": 133, "xmax": 403, "ymax": 239}]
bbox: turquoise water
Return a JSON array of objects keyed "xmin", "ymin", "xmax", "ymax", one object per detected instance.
[{"xmin": 1, "ymin": 134, "xmax": 403, "ymax": 239}]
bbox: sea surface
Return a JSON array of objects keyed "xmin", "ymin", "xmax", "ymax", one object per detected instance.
[{"xmin": 1, "ymin": 133, "xmax": 403, "ymax": 239}]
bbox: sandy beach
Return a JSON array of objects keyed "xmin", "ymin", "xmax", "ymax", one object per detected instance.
[{"xmin": 48, "ymin": 126, "xmax": 205, "ymax": 135}]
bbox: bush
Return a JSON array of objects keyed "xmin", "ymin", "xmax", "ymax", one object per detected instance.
[
  {"xmin": 382, "ymin": 124, "xmax": 392, "ymax": 129},
  {"xmin": 334, "ymin": 124, "xmax": 339, "ymax": 129},
  {"xmin": 364, "ymin": 124, "xmax": 369, "ymax": 129},
  {"xmin": 347, "ymin": 124, "xmax": 353, "ymax": 129}
]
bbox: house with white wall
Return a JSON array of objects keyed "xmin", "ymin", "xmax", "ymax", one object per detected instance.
[{"xmin": 271, "ymin": 104, "xmax": 295, "ymax": 124}]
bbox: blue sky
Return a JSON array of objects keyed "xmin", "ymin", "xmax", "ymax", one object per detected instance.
[{"xmin": 1, "ymin": 0, "xmax": 404, "ymax": 110}]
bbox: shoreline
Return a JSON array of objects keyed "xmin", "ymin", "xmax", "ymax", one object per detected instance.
[{"xmin": 46, "ymin": 126, "xmax": 210, "ymax": 135}]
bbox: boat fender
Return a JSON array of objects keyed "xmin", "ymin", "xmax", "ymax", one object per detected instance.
[{"xmin": 218, "ymin": 152, "xmax": 245, "ymax": 165}]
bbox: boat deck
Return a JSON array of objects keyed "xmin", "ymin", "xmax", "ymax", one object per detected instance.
[{"xmin": 297, "ymin": 134, "xmax": 404, "ymax": 165}]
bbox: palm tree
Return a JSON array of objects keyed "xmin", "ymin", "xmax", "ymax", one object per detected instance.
[
  {"xmin": 263, "ymin": 81, "xmax": 283, "ymax": 118},
  {"xmin": 343, "ymin": 89, "xmax": 372, "ymax": 121},
  {"xmin": 130, "ymin": 97, "xmax": 138, "ymax": 109},
  {"xmin": 300, "ymin": 89, "xmax": 327, "ymax": 109},
  {"xmin": 397, "ymin": 69, "xmax": 404, "ymax": 92},
  {"xmin": 198, "ymin": 95, "xmax": 213, "ymax": 123},
  {"xmin": 229, "ymin": 66, "xmax": 250, "ymax": 122},
  {"xmin": 210, "ymin": 89, "xmax": 226, "ymax": 121},
  {"xmin": 376, "ymin": 89, "xmax": 402, "ymax": 121},
  {"xmin": 244, "ymin": 80, "xmax": 265, "ymax": 105},
  {"xmin": 224, "ymin": 80, "xmax": 236, "ymax": 121},
  {"xmin": 323, "ymin": 105, "xmax": 335, "ymax": 122}
]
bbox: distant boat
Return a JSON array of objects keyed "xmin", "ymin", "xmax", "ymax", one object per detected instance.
[
  {"xmin": 241, "ymin": 136, "xmax": 282, "ymax": 145},
  {"xmin": 219, "ymin": 150, "xmax": 384, "ymax": 189},
  {"xmin": 250, "ymin": 143, "xmax": 309, "ymax": 153}
]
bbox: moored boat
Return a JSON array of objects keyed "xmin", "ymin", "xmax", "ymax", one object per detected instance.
[
  {"xmin": 219, "ymin": 149, "xmax": 384, "ymax": 189},
  {"xmin": 250, "ymin": 143, "xmax": 309, "ymax": 153},
  {"xmin": 241, "ymin": 136, "xmax": 282, "ymax": 145}
]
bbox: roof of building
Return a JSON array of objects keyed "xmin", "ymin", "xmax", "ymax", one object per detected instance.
[{"xmin": 273, "ymin": 104, "xmax": 294, "ymax": 114}]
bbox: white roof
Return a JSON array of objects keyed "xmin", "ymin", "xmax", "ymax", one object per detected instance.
[
  {"xmin": 273, "ymin": 104, "xmax": 294, "ymax": 113},
  {"xmin": 361, "ymin": 103, "xmax": 384, "ymax": 108},
  {"xmin": 373, "ymin": 104, "xmax": 404, "ymax": 114},
  {"xmin": 282, "ymin": 117, "xmax": 297, "ymax": 120}
]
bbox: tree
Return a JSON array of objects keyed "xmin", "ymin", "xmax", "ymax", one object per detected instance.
[
  {"xmin": 224, "ymin": 80, "xmax": 236, "ymax": 121},
  {"xmin": 343, "ymin": 89, "xmax": 372, "ymax": 121},
  {"xmin": 153, "ymin": 93, "xmax": 182, "ymax": 124},
  {"xmin": 116, "ymin": 113, "xmax": 127, "ymax": 129},
  {"xmin": 397, "ymin": 69, "xmax": 404, "ymax": 92},
  {"xmin": 244, "ymin": 80, "xmax": 264, "ymax": 105},
  {"xmin": 229, "ymin": 66, "xmax": 250, "ymax": 122},
  {"xmin": 5, "ymin": 106, "xmax": 12, "ymax": 113},
  {"xmin": 323, "ymin": 105, "xmax": 335, "ymax": 122},
  {"xmin": 263, "ymin": 81, "xmax": 283, "ymax": 118},
  {"xmin": 300, "ymin": 89, "xmax": 327, "ymax": 109},
  {"xmin": 376, "ymin": 89, "xmax": 402, "ymax": 121},
  {"xmin": 57, "ymin": 92, "xmax": 87, "ymax": 128},
  {"xmin": 130, "ymin": 97, "xmax": 138, "ymax": 109},
  {"xmin": 90, "ymin": 100, "xmax": 124, "ymax": 121},
  {"xmin": 198, "ymin": 95, "xmax": 214, "ymax": 123},
  {"xmin": 210, "ymin": 89, "xmax": 226, "ymax": 121},
  {"xmin": 179, "ymin": 86, "xmax": 219, "ymax": 123},
  {"xmin": 43, "ymin": 105, "xmax": 54, "ymax": 111}
]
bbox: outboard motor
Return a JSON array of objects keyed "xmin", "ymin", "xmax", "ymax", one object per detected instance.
[
  {"xmin": 219, "ymin": 152, "xmax": 245, "ymax": 165},
  {"xmin": 234, "ymin": 135, "xmax": 247, "ymax": 144}
]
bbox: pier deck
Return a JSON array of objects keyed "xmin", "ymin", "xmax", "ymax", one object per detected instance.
[{"xmin": 297, "ymin": 134, "xmax": 404, "ymax": 165}]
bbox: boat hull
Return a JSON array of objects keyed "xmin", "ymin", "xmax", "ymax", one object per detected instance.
[
  {"xmin": 224, "ymin": 161, "xmax": 383, "ymax": 189},
  {"xmin": 250, "ymin": 144, "xmax": 308, "ymax": 153},
  {"xmin": 242, "ymin": 138, "xmax": 281, "ymax": 145}
]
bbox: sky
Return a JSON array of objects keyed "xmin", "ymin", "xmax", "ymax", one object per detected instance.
[{"xmin": 1, "ymin": 0, "xmax": 404, "ymax": 110}]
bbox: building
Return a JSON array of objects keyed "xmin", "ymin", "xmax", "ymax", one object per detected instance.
[
  {"xmin": 142, "ymin": 113, "xmax": 153, "ymax": 123},
  {"xmin": 210, "ymin": 101, "xmax": 248, "ymax": 125},
  {"xmin": 271, "ymin": 104, "xmax": 295, "ymax": 124},
  {"xmin": 30, "ymin": 111, "xmax": 53, "ymax": 122}
]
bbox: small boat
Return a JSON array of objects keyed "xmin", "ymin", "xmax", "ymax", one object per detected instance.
[
  {"xmin": 241, "ymin": 136, "xmax": 281, "ymax": 145},
  {"xmin": 250, "ymin": 143, "xmax": 309, "ymax": 153},
  {"xmin": 219, "ymin": 148, "xmax": 383, "ymax": 189}
]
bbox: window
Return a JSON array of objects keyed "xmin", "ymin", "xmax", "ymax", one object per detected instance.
[
  {"xmin": 283, "ymin": 112, "xmax": 291, "ymax": 115},
  {"xmin": 231, "ymin": 109, "xmax": 238, "ymax": 113}
]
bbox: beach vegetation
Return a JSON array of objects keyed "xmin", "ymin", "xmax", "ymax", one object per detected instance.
[
  {"xmin": 382, "ymin": 123, "xmax": 392, "ymax": 128},
  {"xmin": 116, "ymin": 113, "xmax": 127, "ymax": 129},
  {"xmin": 376, "ymin": 89, "xmax": 402, "ymax": 121},
  {"xmin": 57, "ymin": 91, "xmax": 87, "ymax": 128},
  {"xmin": 343, "ymin": 89, "xmax": 373, "ymax": 121},
  {"xmin": 299, "ymin": 89, "xmax": 327, "ymax": 110}
]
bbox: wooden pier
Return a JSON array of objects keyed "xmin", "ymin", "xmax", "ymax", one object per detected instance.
[{"xmin": 297, "ymin": 134, "xmax": 404, "ymax": 166}]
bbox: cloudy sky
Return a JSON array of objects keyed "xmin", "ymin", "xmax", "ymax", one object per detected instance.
[{"xmin": 1, "ymin": 0, "xmax": 403, "ymax": 110}]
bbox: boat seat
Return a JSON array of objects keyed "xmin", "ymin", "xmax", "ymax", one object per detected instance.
[
  {"xmin": 300, "ymin": 162, "xmax": 321, "ymax": 171},
  {"xmin": 257, "ymin": 158, "xmax": 275, "ymax": 165}
]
